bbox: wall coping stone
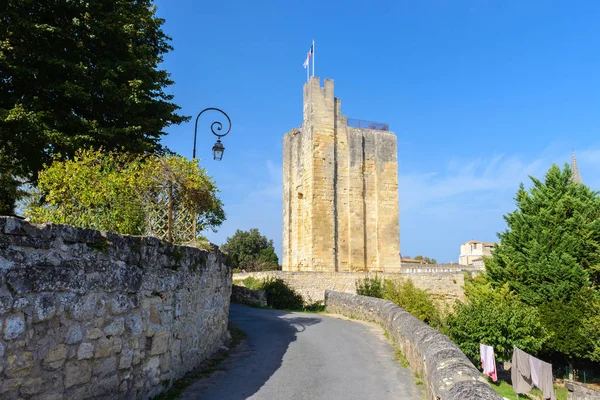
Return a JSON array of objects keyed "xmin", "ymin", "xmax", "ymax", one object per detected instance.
[
  {"xmin": 324, "ymin": 290, "xmax": 501, "ymax": 400},
  {"xmin": 565, "ymin": 380, "xmax": 600, "ymax": 400}
]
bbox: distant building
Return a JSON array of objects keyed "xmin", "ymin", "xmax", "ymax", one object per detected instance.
[
  {"xmin": 400, "ymin": 256, "xmax": 425, "ymax": 265},
  {"xmin": 459, "ymin": 240, "xmax": 496, "ymax": 266},
  {"xmin": 571, "ymin": 150, "xmax": 582, "ymax": 184}
]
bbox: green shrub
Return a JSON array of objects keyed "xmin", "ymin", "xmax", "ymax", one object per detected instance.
[
  {"xmin": 221, "ymin": 229, "xmax": 279, "ymax": 272},
  {"xmin": 238, "ymin": 277, "xmax": 304, "ymax": 310},
  {"xmin": 241, "ymin": 276, "xmax": 262, "ymax": 291},
  {"xmin": 26, "ymin": 148, "xmax": 224, "ymax": 240},
  {"xmin": 261, "ymin": 277, "xmax": 304, "ymax": 310},
  {"xmin": 356, "ymin": 275, "xmax": 384, "ymax": 298},
  {"xmin": 355, "ymin": 276, "xmax": 442, "ymax": 328},
  {"xmin": 383, "ymin": 279, "xmax": 442, "ymax": 328}
]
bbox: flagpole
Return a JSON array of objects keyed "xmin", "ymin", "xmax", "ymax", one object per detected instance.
[
  {"xmin": 312, "ymin": 39, "xmax": 315, "ymax": 77},
  {"xmin": 306, "ymin": 59, "xmax": 309, "ymax": 82}
]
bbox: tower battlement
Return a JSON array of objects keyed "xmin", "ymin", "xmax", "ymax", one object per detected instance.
[{"xmin": 283, "ymin": 77, "xmax": 400, "ymax": 272}]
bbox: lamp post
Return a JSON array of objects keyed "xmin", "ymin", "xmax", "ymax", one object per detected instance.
[{"xmin": 193, "ymin": 107, "xmax": 231, "ymax": 161}]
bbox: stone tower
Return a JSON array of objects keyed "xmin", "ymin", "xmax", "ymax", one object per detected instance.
[{"xmin": 282, "ymin": 77, "xmax": 400, "ymax": 272}]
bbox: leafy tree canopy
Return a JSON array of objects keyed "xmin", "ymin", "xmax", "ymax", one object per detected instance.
[
  {"xmin": 0, "ymin": 0, "xmax": 188, "ymax": 212},
  {"xmin": 446, "ymin": 280, "xmax": 548, "ymax": 362},
  {"xmin": 448, "ymin": 164, "xmax": 600, "ymax": 365},
  {"xmin": 485, "ymin": 164, "xmax": 600, "ymax": 305},
  {"xmin": 26, "ymin": 148, "xmax": 224, "ymax": 238},
  {"xmin": 221, "ymin": 229, "xmax": 279, "ymax": 272}
]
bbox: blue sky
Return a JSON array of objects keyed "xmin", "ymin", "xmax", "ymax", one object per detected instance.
[{"xmin": 154, "ymin": 0, "xmax": 600, "ymax": 263}]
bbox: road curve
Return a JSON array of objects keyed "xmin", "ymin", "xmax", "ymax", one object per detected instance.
[{"xmin": 180, "ymin": 304, "xmax": 423, "ymax": 400}]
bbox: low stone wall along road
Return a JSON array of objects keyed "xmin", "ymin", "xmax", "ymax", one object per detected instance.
[{"xmin": 182, "ymin": 304, "xmax": 423, "ymax": 399}]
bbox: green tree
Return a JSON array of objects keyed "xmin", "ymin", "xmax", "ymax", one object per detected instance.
[
  {"xmin": 414, "ymin": 255, "xmax": 437, "ymax": 264},
  {"xmin": 445, "ymin": 281, "xmax": 547, "ymax": 362},
  {"xmin": 486, "ymin": 164, "xmax": 600, "ymax": 304},
  {"xmin": 26, "ymin": 148, "xmax": 224, "ymax": 238},
  {"xmin": 221, "ymin": 229, "xmax": 279, "ymax": 272},
  {"xmin": 456, "ymin": 164, "xmax": 600, "ymax": 366},
  {"xmin": 0, "ymin": 0, "xmax": 188, "ymax": 212}
]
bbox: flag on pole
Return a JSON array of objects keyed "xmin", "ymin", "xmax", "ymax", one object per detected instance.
[{"xmin": 303, "ymin": 44, "xmax": 313, "ymax": 68}]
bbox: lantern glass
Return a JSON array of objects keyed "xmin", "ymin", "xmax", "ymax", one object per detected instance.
[{"xmin": 212, "ymin": 140, "xmax": 225, "ymax": 161}]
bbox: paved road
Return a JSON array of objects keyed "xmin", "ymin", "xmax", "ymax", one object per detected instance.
[{"xmin": 181, "ymin": 304, "xmax": 423, "ymax": 400}]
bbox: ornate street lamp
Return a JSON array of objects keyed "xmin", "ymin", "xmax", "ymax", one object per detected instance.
[{"xmin": 193, "ymin": 108, "xmax": 231, "ymax": 161}]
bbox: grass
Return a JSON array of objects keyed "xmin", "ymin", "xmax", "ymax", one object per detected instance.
[
  {"xmin": 489, "ymin": 379, "xmax": 568, "ymax": 400},
  {"xmin": 414, "ymin": 371, "xmax": 423, "ymax": 386},
  {"xmin": 383, "ymin": 329, "xmax": 410, "ymax": 368},
  {"xmin": 151, "ymin": 324, "xmax": 247, "ymax": 400}
]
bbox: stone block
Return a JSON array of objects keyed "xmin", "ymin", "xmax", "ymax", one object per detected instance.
[
  {"xmin": 77, "ymin": 342, "xmax": 94, "ymax": 360},
  {"xmin": 95, "ymin": 337, "xmax": 118, "ymax": 358},
  {"xmin": 0, "ymin": 291, "xmax": 14, "ymax": 314},
  {"xmin": 104, "ymin": 318, "xmax": 124, "ymax": 336},
  {"xmin": 66, "ymin": 325, "xmax": 83, "ymax": 344},
  {"xmin": 93, "ymin": 356, "xmax": 117, "ymax": 377},
  {"xmin": 43, "ymin": 344, "xmax": 67, "ymax": 370},
  {"xmin": 109, "ymin": 294, "xmax": 130, "ymax": 315},
  {"xmin": 132, "ymin": 350, "xmax": 143, "ymax": 366},
  {"xmin": 159, "ymin": 353, "xmax": 170, "ymax": 371},
  {"xmin": 95, "ymin": 374, "xmax": 119, "ymax": 396},
  {"xmin": 64, "ymin": 360, "xmax": 92, "ymax": 389},
  {"xmin": 21, "ymin": 377, "xmax": 44, "ymax": 396},
  {"xmin": 5, "ymin": 352, "xmax": 34, "ymax": 378},
  {"xmin": 33, "ymin": 294, "xmax": 57, "ymax": 322},
  {"xmin": 3, "ymin": 313, "xmax": 25, "ymax": 340},
  {"xmin": 11, "ymin": 297, "xmax": 29, "ymax": 312},
  {"xmin": 143, "ymin": 356, "xmax": 160, "ymax": 384},
  {"xmin": 85, "ymin": 328, "xmax": 103, "ymax": 340},
  {"xmin": 149, "ymin": 332, "xmax": 170, "ymax": 355},
  {"xmin": 119, "ymin": 349, "xmax": 133, "ymax": 370},
  {"xmin": 4, "ymin": 217, "xmax": 25, "ymax": 235},
  {"xmin": 125, "ymin": 313, "xmax": 142, "ymax": 337}
]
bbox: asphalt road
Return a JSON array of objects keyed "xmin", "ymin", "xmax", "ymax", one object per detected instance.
[{"xmin": 180, "ymin": 304, "xmax": 423, "ymax": 400}]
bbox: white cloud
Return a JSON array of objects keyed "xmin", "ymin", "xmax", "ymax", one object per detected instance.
[{"xmin": 400, "ymin": 147, "xmax": 600, "ymax": 262}]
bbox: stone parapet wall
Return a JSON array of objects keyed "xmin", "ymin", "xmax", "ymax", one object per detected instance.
[
  {"xmin": 233, "ymin": 270, "xmax": 467, "ymax": 306},
  {"xmin": 566, "ymin": 381, "xmax": 600, "ymax": 400},
  {"xmin": 0, "ymin": 217, "xmax": 231, "ymax": 399},
  {"xmin": 324, "ymin": 291, "xmax": 501, "ymax": 400}
]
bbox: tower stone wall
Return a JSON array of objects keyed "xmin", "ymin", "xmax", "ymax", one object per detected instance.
[{"xmin": 283, "ymin": 77, "xmax": 400, "ymax": 272}]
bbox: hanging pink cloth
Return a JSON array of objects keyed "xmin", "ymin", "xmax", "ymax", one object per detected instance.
[{"xmin": 480, "ymin": 343, "xmax": 498, "ymax": 382}]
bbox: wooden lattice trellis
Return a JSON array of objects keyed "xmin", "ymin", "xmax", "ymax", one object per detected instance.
[{"xmin": 142, "ymin": 157, "xmax": 199, "ymax": 244}]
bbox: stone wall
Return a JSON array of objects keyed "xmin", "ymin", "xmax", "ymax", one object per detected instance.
[
  {"xmin": 566, "ymin": 381, "xmax": 600, "ymax": 400},
  {"xmin": 230, "ymin": 285, "xmax": 267, "ymax": 307},
  {"xmin": 233, "ymin": 270, "xmax": 468, "ymax": 307},
  {"xmin": 324, "ymin": 291, "xmax": 501, "ymax": 400},
  {"xmin": 0, "ymin": 217, "xmax": 231, "ymax": 399},
  {"xmin": 282, "ymin": 77, "xmax": 400, "ymax": 272}
]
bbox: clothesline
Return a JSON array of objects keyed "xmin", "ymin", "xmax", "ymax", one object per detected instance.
[{"xmin": 479, "ymin": 344, "xmax": 556, "ymax": 400}]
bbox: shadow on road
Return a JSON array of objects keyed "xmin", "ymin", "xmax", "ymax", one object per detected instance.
[{"xmin": 181, "ymin": 304, "xmax": 322, "ymax": 399}]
